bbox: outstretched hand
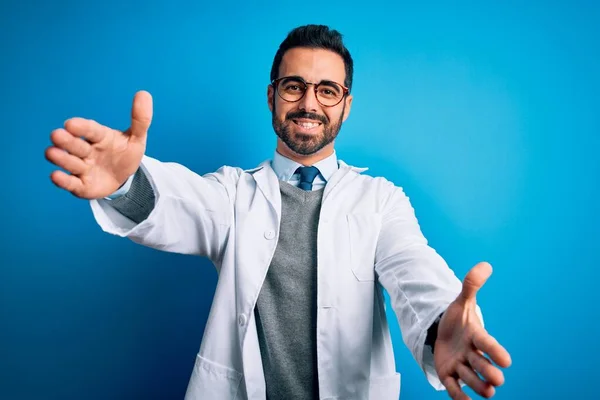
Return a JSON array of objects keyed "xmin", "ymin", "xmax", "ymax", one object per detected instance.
[
  {"xmin": 434, "ymin": 262, "xmax": 512, "ymax": 399},
  {"xmin": 45, "ymin": 90, "xmax": 153, "ymax": 199}
]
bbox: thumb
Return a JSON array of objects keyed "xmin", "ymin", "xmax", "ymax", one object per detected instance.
[
  {"xmin": 457, "ymin": 261, "xmax": 493, "ymax": 303},
  {"xmin": 129, "ymin": 90, "xmax": 153, "ymax": 142}
]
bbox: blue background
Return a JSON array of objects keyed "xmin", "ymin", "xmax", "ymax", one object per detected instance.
[{"xmin": 1, "ymin": 1, "xmax": 598, "ymax": 399}]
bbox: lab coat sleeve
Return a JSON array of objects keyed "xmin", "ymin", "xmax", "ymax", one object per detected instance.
[
  {"xmin": 374, "ymin": 184, "xmax": 483, "ymax": 390},
  {"xmin": 89, "ymin": 155, "xmax": 242, "ymax": 262}
]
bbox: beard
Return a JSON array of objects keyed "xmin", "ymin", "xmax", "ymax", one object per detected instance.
[{"xmin": 272, "ymin": 103, "xmax": 345, "ymax": 156}]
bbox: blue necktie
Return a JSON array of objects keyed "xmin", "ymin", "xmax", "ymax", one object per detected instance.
[{"xmin": 296, "ymin": 166, "xmax": 320, "ymax": 191}]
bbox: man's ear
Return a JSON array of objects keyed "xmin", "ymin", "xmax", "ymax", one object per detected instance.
[
  {"xmin": 342, "ymin": 94, "xmax": 353, "ymax": 122},
  {"xmin": 267, "ymin": 85, "xmax": 274, "ymax": 112}
]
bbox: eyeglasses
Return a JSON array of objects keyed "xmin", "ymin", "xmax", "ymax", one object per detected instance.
[{"xmin": 271, "ymin": 76, "xmax": 349, "ymax": 107}]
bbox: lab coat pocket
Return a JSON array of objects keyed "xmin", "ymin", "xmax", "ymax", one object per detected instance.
[
  {"xmin": 368, "ymin": 372, "xmax": 401, "ymax": 399},
  {"xmin": 185, "ymin": 355, "xmax": 243, "ymax": 400},
  {"xmin": 347, "ymin": 213, "xmax": 382, "ymax": 282}
]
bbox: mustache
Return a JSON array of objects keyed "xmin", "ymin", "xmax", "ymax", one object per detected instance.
[{"xmin": 286, "ymin": 111, "xmax": 328, "ymax": 124}]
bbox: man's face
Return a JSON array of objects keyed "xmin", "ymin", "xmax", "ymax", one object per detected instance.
[{"xmin": 268, "ymin": 47, "xmax": 353, "ymax": 158}]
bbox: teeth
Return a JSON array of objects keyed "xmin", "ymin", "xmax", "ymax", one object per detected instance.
[{"xmin": 299, "ymin": 122, "xmax": 318, "ymax": 128}]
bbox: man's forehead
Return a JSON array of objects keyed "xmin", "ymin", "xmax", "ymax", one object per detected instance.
[{"xmin": 279, "ymin": 47, "xmax": 346, "ymax": 83}]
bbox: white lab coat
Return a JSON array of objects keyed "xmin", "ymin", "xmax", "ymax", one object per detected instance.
[{"xmin": 90, "ymin": 155, "xmax": 467, "ymax": 400}]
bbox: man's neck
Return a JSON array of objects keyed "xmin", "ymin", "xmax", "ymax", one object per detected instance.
[{"xmin": 276, "ymin": 141, "xmax": 335, "ymax": 166}]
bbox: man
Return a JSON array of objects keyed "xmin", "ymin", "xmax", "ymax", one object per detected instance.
[{"xmin": 45, "ymin": 25, "xmax": 511, "ymax": 400}]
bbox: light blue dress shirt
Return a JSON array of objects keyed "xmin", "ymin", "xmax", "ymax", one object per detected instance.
[{"xmin": 270, "ymin": 150, "xmax": 338, "ymax": 191}]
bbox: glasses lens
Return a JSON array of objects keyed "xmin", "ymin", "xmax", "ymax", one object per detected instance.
[
  {"xmin": 277, "ymin": 77, "xmax": 307, "ymax": 102},
  {"xmin": 316, "ymin": 82, "xmax": 344, "ymax": 106}
]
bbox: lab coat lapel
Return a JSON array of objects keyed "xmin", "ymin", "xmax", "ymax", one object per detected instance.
[
  {"xmin": 322, "ymin": 160, "xmax": 368, "ymax": 203},
  {"xmin": 236, "ymin": 161, "xmax": 282, "ymax": 316},
  {"xmin": 248, "ymin": 161, "xmax": 282, "ymax": 222}
]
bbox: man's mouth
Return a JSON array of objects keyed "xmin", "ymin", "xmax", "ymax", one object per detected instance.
[{"xmin": 292, "ymin": 119, "xmax": 323, "ymax": 132}]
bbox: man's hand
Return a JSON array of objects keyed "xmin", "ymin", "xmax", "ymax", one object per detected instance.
[
  {"xmin": 45, "ymin": 90, "xmax": 153, "ymax": 199},
  {"xmin": 434, "ymin": 262, "xmax": 512, "ymax": 400}
]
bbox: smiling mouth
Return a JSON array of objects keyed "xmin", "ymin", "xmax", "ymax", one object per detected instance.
[{"xmin": 292, "ymin": 119, "xmax": 322, "ymax": 130}]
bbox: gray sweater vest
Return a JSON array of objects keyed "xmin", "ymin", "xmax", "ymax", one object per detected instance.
[{"xmin": 255, "ymin": 181, "xmax": 323, "ymax": 400}]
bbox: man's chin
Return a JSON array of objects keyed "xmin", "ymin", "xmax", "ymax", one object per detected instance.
[
  {"xmin": 291, "ymin": 126, "xmax": 324, "ymax": 138},
  {"xmin": 288, "ymin": 141, "xmax": 330, "ymax": 156},
  {"xmin": 274, "ymin": 123, "xmax": 335, "ymax": 156},
  {"xmin": 290, "ymin": 133, "xmax": 322, "ymax": 147}
]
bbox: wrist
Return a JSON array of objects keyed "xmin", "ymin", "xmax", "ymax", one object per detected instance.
[{"xmin": 105, "ymin": 172, "xmax": 136, "ymax": 200}]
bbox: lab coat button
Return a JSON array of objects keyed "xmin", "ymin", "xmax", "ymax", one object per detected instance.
[
  {"xmin": 238, "ymin": 314, "xmax": 247, "ymax": 326},
  {"xmin": 264, "ymin": 230, "xmax": 276, "ymax": 240}
]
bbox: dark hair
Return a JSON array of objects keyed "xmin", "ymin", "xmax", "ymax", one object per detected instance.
[{"xmin": 270, "ymin": 24, "xmax": 354, "ymax": 92}]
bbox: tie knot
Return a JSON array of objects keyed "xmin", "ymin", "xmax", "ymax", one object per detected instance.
[{"xmin": 295, "ymin": 166, "xmax": 320, "ymax": 190}]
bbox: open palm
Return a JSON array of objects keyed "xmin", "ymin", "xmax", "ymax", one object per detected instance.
[
  {"xmin": 434, "ymin": 262, "xmax": 512, "ymax": 400},
  {"xmin": 45, "ymin": 90, "xmax": 153, "ymax": 199}
]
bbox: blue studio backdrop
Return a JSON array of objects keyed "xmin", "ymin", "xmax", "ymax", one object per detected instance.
[{"xmin": 1, "ymin": 1, "xmax": 598, "ymax": 399}]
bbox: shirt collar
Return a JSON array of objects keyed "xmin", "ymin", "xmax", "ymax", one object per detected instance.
[{"xmin": 271, "ymin": 150, "xmax": 339, "ymax": 182}]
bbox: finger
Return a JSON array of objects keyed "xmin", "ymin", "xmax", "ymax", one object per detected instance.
[
  {"xmin": 473, "ymin": 331, "xmax": 512, "ymax": 368},
  {"xmin": 64, "ymin": 117, "xmax": 108, "ymax": 144},
  {"xmin": 50, "ymin": 129, "xmax": 92, "ymax": 158},
  {"xmin": 128, "ymin": 90, "xmax": 153, "ymax": 142},
  {"xmin": 45, "ymin": 146, "xmax": 90, "ymax": 175},
  {"xmin": 442, "ymin": 376, "xmax": 470, "ymax": 400},
  {"xmin": 468, "ymin": 350, "xmax": 505, "ymax": 387},
  {"xmin": 458, "ymin": 262, "xmax": 492, "ymax": 302},
  {"xmin": 457, "ymin": 362, "xmax": 495, "ymax": 398},
  {"xmin": 50, "ymin": 170, "xmax": 84, "ymax": 195}
]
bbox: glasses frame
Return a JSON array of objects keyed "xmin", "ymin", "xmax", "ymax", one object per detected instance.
[{"xmin": 271, "ymin": 76, "xmax": 350, "ymax": 107}]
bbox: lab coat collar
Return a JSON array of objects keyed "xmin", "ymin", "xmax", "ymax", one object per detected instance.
[
  {"xmin": 243, "ymin": 159, "xmax": 368, "ymax": 175},
  {"xmin": 244, "ymin": 157, "xmax": 369, "ymax": 211}
]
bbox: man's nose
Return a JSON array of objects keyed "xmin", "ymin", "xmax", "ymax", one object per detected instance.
[{"xmin": 297, "ymin": 86, "xmax": 320, "ymax": 113}]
